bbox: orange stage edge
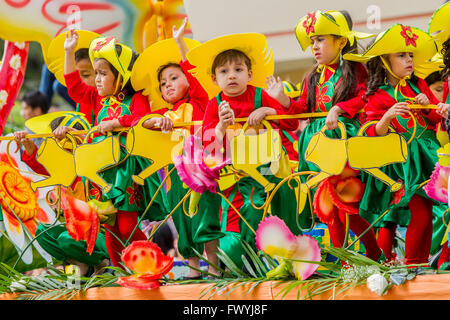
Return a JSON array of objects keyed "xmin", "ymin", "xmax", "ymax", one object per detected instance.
[{"xmin": 2, "ymin": 273, "xmax": 450, "ymax": 300}]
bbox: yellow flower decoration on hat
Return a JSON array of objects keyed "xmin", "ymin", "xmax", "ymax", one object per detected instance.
[
  {"xmin": 429, "ymin": 2, "xmax": 450, "ymax": 52},
  {"xmin": 89, "ymin": 36, "xmax": 134, "ymax": 90},
  {"xmin": 295, "ymin": 10, "xmax": 374, "ymax": 51},
  {"xmin": 186, "ymin": 33, "xmax": 274, "ymax": 98},
  {"xmin": 46, "ymin": 30, "xmax": 100, "ymax": 87},
  {"xmin": 131, "ymin": 37, "xmax": 201, "ymax": 111}
]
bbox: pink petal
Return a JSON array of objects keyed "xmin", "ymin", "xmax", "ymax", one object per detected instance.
[
  {"xmin": 291, "ymin": 235, "xmax": 321, "ymax": 280},
  {"xmin": 255, "ymin": 216, "xmax": 297, "ymax": 255},
  {"xmin": 423, "ymin": 163, "xmax": 449, "ymax": 203}
]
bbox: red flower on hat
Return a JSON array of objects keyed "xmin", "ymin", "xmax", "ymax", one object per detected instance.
[
  {"xmin": 400, "ymin": 25, "xmax": 419, "ymax": 47},
  {"xmin": 93, "ymin": 36, "xmax": 114, "ymax": 52},
  {"xmin": 303, "ymin": 12, "xmax": 317, "ymax": 35}
]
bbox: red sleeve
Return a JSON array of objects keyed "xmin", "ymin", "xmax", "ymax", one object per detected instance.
[
  {"xmin": 118, "ymin": 91, "xmax": 151, "ymax": 127},
  {"xmin": 335, "ymin": 63, "xmax": 368, "ymax": 118},
  {"xmin": 443, "ymin": 76, "xmax": 449, "ymax": 103},
  {"xmin": 202, "ymin": 98, "xmax": 220, "ymax": 149},
  {"xmin": 64, "ymin": 70, "xmax": 100, "ymax": 117},
  {"xmin": 21, "ymin": 148, "xmax": 49, "ymax": 176},
  {"xmin": 363, "ymin": 90, "xmax": 394, "ymax": 136},
  {"xmin": 416, "ymin": 78, "xmax": 442, "ymax": 126},
  {"xmin": 181, "ymin": 60, "xmax": 209, "ymax": 118}
]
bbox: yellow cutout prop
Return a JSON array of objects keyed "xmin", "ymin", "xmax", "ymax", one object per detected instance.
[
  {"xmin": 229, "ymin": 120, "xmax": 282, "ymax": 192},
  {"xmin": 73, "ymin": 127, "xmax": 121, "ymax": 194},
  {"xmin": 125, "ymin": 114, "xmax": 184, "ymax": 185},
  {"xmin": 30, "ymin": 137, "xmax": 77, "ymax": 192},
  {"xmin": 296, "ymin": 121, "xmax": 408, "ymax": 213}
]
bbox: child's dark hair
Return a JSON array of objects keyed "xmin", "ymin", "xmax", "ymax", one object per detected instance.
[
  {"xmin": 425, "ymin": 70, "xmax": 443, "ymax": 86},
  {"xmin": 211, "ymin": 49, "xmax": 252, "ymax": 75},
  {"xmin": 97, "ymin": 44, "xmax": 139, "ymax": 96},
  {"xmin": 365, "ymin": 54, "xmax": 419, "ymax": 98},
  {"xmin": 75, "ymin": 48, "xmax": 90, "ymax": 63},
  {"xmin": 305, "ymin": 10, "xmax": 359, "ymax": 112},
  {"xmin": 21, "ymin": 90, "xmax": 50, "ymax": 114},
  {"xmin": 50, "ymin": 116, "xmax": 86, "ymax": 132},
  {"xmin": 442, "ymin": 38, "xmax": 450, "ymax": 79}
]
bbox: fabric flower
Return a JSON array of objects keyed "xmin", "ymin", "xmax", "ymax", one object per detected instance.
[
  {"xmin": 303, "ymin": 12, "xmax": 317, "ymax": 35},
  {"xmin": 9, "ymin": 54, "xmax": 21, "ymax": 71},
  {"xmin": 400, "ymin": 25, "xmax": 419, "ymax": 47},
  {"xmin": 316, "ymin": 85, "xmax": 332, "ymax": 112},
  {"xmin": 14, "ymin": 42, "xmax": 25, "ymax": 50},
  {"xmin": 117, "ymin": 240, "xmax": 174, "ymax": 290},
  {"xmin": 0, "ymin": 90, "xmax": 8, "ymax": 110},
  {"xmin": 256, "ymin": 216, "xmax": 321, "ymax": 280},
  {"xmin": 423, "ymin": 162, "xmax": 449, "ymax": 204},
  {"xmin": 366, "ymin": 273, "xmax": 388, "ymax": 296}
]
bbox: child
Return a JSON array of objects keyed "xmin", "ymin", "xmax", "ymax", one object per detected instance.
[
  {"xmin": 186, "ymin": 32, "xmax": 300, "ymax": 258},
  {"xmin": 14, "ymin": 112, "xmax": 110, "ymax": 276},
  {"xmin": 134, "ymin": 19, "xmax": 223, "ymax": 278},
  {"xmin": 348, "ymin": 24, "xmax": 448, "ymax": 265},
  {"xmin": 63, "ymin": 29, "xmax": 168, "ymax": 267},
  {"xmin": 267, "ymin": 10, "xmax": 383, "ymax": 261},
  {"xmin": 20, "ymin": 90, "xmax": 50, "ymax": 121}
]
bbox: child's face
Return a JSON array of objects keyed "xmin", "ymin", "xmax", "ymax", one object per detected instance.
[
  {"xmin": 429, "ymin": 81, "xmax": 444, "ymax": 102},
  {"xmin": 310, "ymin": 35, "xmax": 346, "ymax": 65},
  {"xmin": 159, "ymin": 66, "xmax": 189, "ymax": 104},
  {"xmin": 76, "ymin": 58, "xmax": 95, "ymax": 87},
  {"xmin": 212, "ymin": 59, "xmax": 252, "ymax": 97},
  {"xmin": 93, "ymin": 58, "xmax": 120, "ymax": 96},
  {"xmin": 386, "ymin": 52, "xmax": 414, "ymax": 79},
  {"xmin": 20, "ymin": 102, "xmax": 43, "ymax": 120}
]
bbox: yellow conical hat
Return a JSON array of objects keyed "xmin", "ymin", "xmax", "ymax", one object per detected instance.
[
  {"xmin": 429, "ymin": 2, "xmax": 450, "ymax": 52},
  {"xmin": 344, "ymin": 24, "xmax": 438, "ymax": 73},
  {"xmin": 186, "ymin": 33, "xmax": 274, "ymax": 98},
  {"xmin": 130, "ymin": 37, "xmax": 201, "ymax": 111},
  {"xmin": 295, "ymin": 10, "xmax": 374, "ymax": 51},
  {"xmin": 89, "ymin": 36, "xmax": 134, "ymax": 90},
  {"xmin": 46, "ymin": 30, "xmax": 100, "ymax": 87}
]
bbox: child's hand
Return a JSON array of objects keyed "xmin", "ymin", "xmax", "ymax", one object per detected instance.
[
  {"xmin": 155, "ymin": 117, "xmax": 174, "ymax": 133},
  {"xmin": 218, "ymin": 101, "xmax": 234, "ymax": 130},
  {"xmin": 415, "ymin": 93, "xmax": 430, "ymax": 106},
  {"xmin": 247, "ymin": 107, "xmax": 276, "ymax": 127},
  {"xmin": 173, "ymin": 17, "xmax": 188, "ymax": 43},
  {"xmin": 325, "ymin": 106, "xmax": 344, "ymax": 130},
  {"xmin": 13, "ymin": 131, "xmax": 36, "ymax": 156},
  {"xmin": 53, "ymin": 126, "xmax": 75, "ymax": 141},
  {"xmin": 64, "ymin": 29, "xmax": 79, "ymax": 53},
  {"xmin": 97, "ymin": 119, "xmax": 120, "ymax": 135},
  {"xmin": 437, "ymin": 103, "xmax": 450, "ymax": 118},
  {"xmin": 384, "ymin": 102, "xmax": 410, "ymax": 121},
  {"xmin": 266, "ymin": 75, "xmax": 290, "ymax": 108}
]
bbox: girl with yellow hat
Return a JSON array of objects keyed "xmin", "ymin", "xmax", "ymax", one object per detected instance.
[
  {"xmin": 131, "ymin": 19, "xmax": 224, "ymax": 279},
  {"xmin": 347, "ymin": 23, "xmax": 447, "ymax": 266},
  {"xmin": 267, "ymin": 10, "xmax": 383, "ymax": 262},
  {"xmin": 63, "ymin": 29, "xmax": 168, "ymax": 268}
]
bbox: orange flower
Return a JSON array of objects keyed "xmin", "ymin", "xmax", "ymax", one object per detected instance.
[{"xmin": 117, "ymin": 241, "xmax": 174, "ymax": 290}]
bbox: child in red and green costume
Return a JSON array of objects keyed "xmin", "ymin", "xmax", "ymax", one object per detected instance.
[
  {"xmin": 269, "ymin": 10, "xmax": 383, "ymax": 261},
  {"xmin": 133, "ymin": 19, "xmax": 223, "ymax": 279},
  {"xmin": 187, "ymin": 32, "xmax": 300, "ymax": 268},
  {"xmin": 347, "ymin": 24, "xmax": 448, "ymax": 265},
  {"xmin": 63, "ymin": 30, "xmax": 168, "ymax": 268}
]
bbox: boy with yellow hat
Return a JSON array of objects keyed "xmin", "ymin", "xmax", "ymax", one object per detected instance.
[{"xmin": 186, "ymin": 32, "xmax": 301, "ymax": 264}]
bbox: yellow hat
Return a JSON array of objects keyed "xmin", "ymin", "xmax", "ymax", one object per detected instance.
[
  {"xmin": 130, "ymin": 37, "xmax": 201, "ymax": 111},
  {"xmin": 89, "ymin": 36, "xmax": 134, "ymax": 90},
  {"xmin": 295, "ymin": 10, "xmax": 374, "ymax": 51},
  {"xmin": 415, "ymin": 52, "xmax": 444, "ymax": 79},
  {"xmin": 186, "ymin": 33, "xmax": 274, "ymax": 98},
  {"xmin": 25, "ymin": 111, "xmax": 91, "ymax": 134},
  {"xmin": 429, "ymin": 2, "xmax": 450, "ymax": 52},
  {"xmin": 46, "ymin": 30, "xmax": 100, "ymax": 87},
  {"xmin": 282, "ymin": 81, "xmax": 301, "ymax": 98},
  {"xmin": 344, "ymin": 24, "xmax": 438, "ymax": 73}
]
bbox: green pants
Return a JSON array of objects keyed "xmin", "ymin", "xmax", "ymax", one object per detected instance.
[{"xmin": 36, "ymin": 223, "xmax": 109, "ymax": 266}]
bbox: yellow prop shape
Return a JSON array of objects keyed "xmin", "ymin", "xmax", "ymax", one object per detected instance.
[
  {"xmin": 125, "ymin": 114, "xmax": 184, "ymax": 185},
  {"xmin": 73, "ymin": 127, "xmax": 121, "ymax": 194},
  {"xmin": 296, "ymin": 121, "xmax": 408, "ymax": 213},
  {"xmin": 229, "ymin": 120, "xmax": 282, "ymax": 193},
  {"xmin": 30, "ymin": 137, "xmax": 77, "ymax": 192}
]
